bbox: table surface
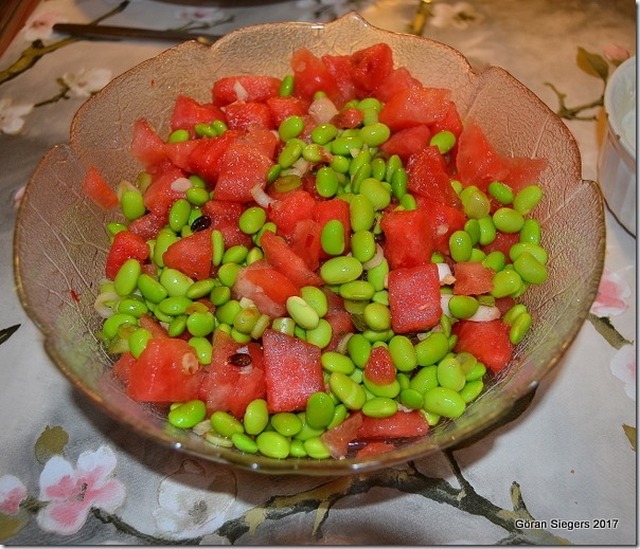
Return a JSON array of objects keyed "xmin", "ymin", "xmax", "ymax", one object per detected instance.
[{"xmin": 0, "ymin": 0, "xmax": 636, "ymax": 545}]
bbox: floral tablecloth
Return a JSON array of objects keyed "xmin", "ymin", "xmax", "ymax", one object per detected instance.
[{"xmin": 0, "ymin": 0, "xmax": 636, "ymax": 545}]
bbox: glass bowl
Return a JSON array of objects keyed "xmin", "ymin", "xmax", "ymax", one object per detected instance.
[{"xmin": 14, "ymin": 12, "xmax": 605, "ymax": 475}]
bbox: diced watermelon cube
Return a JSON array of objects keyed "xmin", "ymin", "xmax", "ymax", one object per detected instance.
[
  {"xmin": 262, "ymin": 329, "xmax": 324, "ymax": 413},
  {"xmin": 452, "ymin": 319, "xmax": 514, "ymax": 374},
  {"xmin": 388, "ymin": 264, "xmax": 442, "ymax": 334}
]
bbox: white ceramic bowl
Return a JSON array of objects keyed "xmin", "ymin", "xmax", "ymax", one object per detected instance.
[{"xmin": 598, "ymin": 56, "xmax": 637, "ymax": 235}]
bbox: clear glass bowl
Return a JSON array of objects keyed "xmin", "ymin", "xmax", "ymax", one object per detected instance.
[{"xmin": 13, "ymin": 13, "xmax": 605, "ymax": 475}]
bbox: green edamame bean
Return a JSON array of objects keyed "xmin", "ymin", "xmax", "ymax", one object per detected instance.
[
  {"xmin": 305, "ymin": 318, "xmax": 333, "ymax": 349},
  {"xmin": 487, "ymin": 181, "xmax": 514, "ymax": 204},
  {"xmin": 460, "ymin": 380, "xmax": 484, "ymax": 403},
  {"xmin": 460, "ymin": 186, "xmax": 491, "ymax": 219},
  {"xmin": 102, "ymin": 312, "xmax": 137, "ymax": 340},
  {"xmin": 222, "ymin": 244, "xmax": 249, "ymax": 265},
  {"xmin": 339, "ymin": 280, "xmax": 375, "ymax": 301},
  {"xmin": 186, "ymin": 186, "xmax": 210, "ymax": 206},
  {"xmin": 189, "ymin": 336, "xmax": 213, "ymax": 364},
  {"xmin": 321, "ymin": 351, "xmax": 356, "ymax": 375},
  {"xmin": 305, "ymin": 392, "xmax": 336, "ymax": 429},
  {"xmin": 167, "ymin": 315, "xmax": 187, "ymax": 337},
  {"xmin": 256, "ymin": 431, "xmax": 290, "ymax": 459},
  {"xmin": 278, "ymin": 115, "xmax": 304, "ymax": 141},
  {"xmin": 519, "ymin": 218, "xmax": 541, "ymax": 245},
  {"xmin": 388, "ymin": 335, "xmax": 417, "ymax": 372},
  {"xmin": 315, "ymin": 166, "xmax": 340, "ymax": 198},
  {"xmin": 399, "ymin": 192, "xmax": 417, "ymax": 210},
  {"xmin": 117, "ymin": 296, "xmax": 147, "ymax": 318},
  {"xmin": 187, "ymin": 311, "xmax": 215, "ymax": 337},
  {"xmin": 278, "ymin": 138, "xmax": 304, "ymax": 168},
  {"xmin": 429, "ymin": 130, "xmax": 456, "ymax": 154},
  {"xmin": 513, "ymin": 252, "xmax": 548, "ymax": 284},
  {"xmin": 238, "ymin": 206, "xmax": 267, "ymax": 235},
  {"xmin": 400, "ymin": 388, "xmax": 424, "ymax": 410},
  {"xmin": 423, "ymin": 386, "xmax": 466, "ymax": 418},
  {"xmin": 128, "ymin": 327, "xmax": 152, "ymax": 358},
  {"xmin": 120, "ymin": 190, "xmax": 146, "ymax": 221},
  {"xmin": 160, "ymin": 267, "xmax": 193, "ymax": 297},
  {"xmin": 271, "ymin": 316, "xmax": 296, "ymax": 336},
  {"xmin": 391, "ymin": 167, "xmax": 408, "ymax": 200},
  {"xmin": 137, "ymin": 273, "xmax": 167, "ymax": 303},
  {"xmin": 347, "ymin": 333, "xmax": 371, "ymax": 368},
  {"xmin": 215, "ymin": 299, "xmax": 242, "ymax": 325},
  {"xmin": 448, "ymin": 295, "xmax": 480, "ymax": 319},
  {"xmin": 449, "ymin": 230, "xmax": 473, "ymax": 262},
  {"xmin": 244, "ymin": 398, "xmax": 269, "ymax": 435},
  {"xmin": 107, "ymin": 222, "xmax": 127, "ymax": 237},
  {"xmin": 351, "ymin": 230, "xmax": 376, "ymax": 263},
  {"xmin": 359, "ymin": 122, "xmax": 391, "ymax": 147},
  {"xmin": 477, "ymin": 216, "xmax": 497, "ymax": 246},
  {"xmin": 482, "ymin": 251, "xmax": 506, "ymax": 272},
  {"xmin": 492, "ymin": 207, "xmax": 525, "ymax": 233},
  {"xmin": 509, "ymin": 242, "xmax": 548, "ymax": 265},
  {"xmin": 311, "ymin": 123, "xmax": 339, "ymax": 145},
  {"xmin": 114, "ymin": 258, "xmax": 141, "ymax": 296},
  {"xmin": 168, "ymin": 400, "xmax": 207, "ymax": 429},
  {"xmin": 211, "ymin": 229, "xmax": 224, "ymax": 266},
  {"xmin": 513, "ymin": 184, "xmax": 543, "ymax": 215},
  {"xmin": 158, "ymin": 295, "xmax": 193, "ymax": 316},
  {"xmin": 366, "ymin": 257, "xmax": 389, "ymax": 292},
  {"xmin": 363, "ymin": 375, "xmax": 400, "ymax": 398},
  {"xmin": 503, "ymin": 303, "xmax": 528, "ymax": 326},
  {"xmin": 362, "ymin": 396, "xmax": 397, "ymax": 418},
  {"xmin": 218, "ymin": 262, "xmax": 240, "ymax": 287},
  {"xmin": 168, "ymin": 128, "xmax": 189, "ymax": 142},
  {"xmin": 331, "ymin": 134, "xmax": 364, "ymax": 156},
  {"xmin": 289, "ymin": 439, "xmax": 307, "ymax": 457},
  {"xmin": 409, "ymin": 365, "xmax": 438, "ymax": 394},
  {"xmin": 415, "ymin": 332, "xmax": 450, "ymax": 366},
  {"xmin": 359, "ymin": 178, "xmax": 391, "ymax": 211},
  {"xmin": 279, "ymin": 74, "xmax": 294, "ymax": 97},
  {"xmin": 320, "ymin": 219, "xmax": 346, "ymax": 256},
  {"xmin": 320, "ymin": 256, "xmax": 363, "ymax": 285},
  {"xmin": 210, "ymin": 410, "xmax": 244, "ymax": 438},
  {"xmin": 436, "ymin": 356, "xmax": 466, "ymax": 391},
  {"xmin": 231, "ymin": 432, "xmax": 259, "ymax": 453},
  {"xmin": 464, "ymin": 218, "xmax": 481, "ymax": 246},
  {"xmin": 304, "ymin": 437, "xmax": 331, "ymax": 459},
  {"xmin": 370, "ymin": 157, "xmax": 387, "ymax": 181},
  {"xmin": 295, "ymin": 287, "xmax": 327, "ymax": 319},
  {"xmin": 363, "ymin": 302, "xmax": 391, "ymax": 331},
  {"xmin": 186, "ymin": 278, "xmax": 216, "ymax": 300},
  {"xmin": 329, "ymin": 371, "xmax": 366, "ymax": 410},
  {"xmin": 271, "ymin": 412, "xmax": 302, "ymax": 437},
  {"xmin": 349, "ymin": 194, "xmax": 375, "ymax": 232},
  {"xmin": 510, "ymin": 311, "xmax": 533, "ymax": 344},
  {"xmin": 490, "ymin": 269, "xmax": 523, "ymax": 298},
  {"xmin": 210, "ymin": 285, "xmax": 231, "ymax": 306},
  {"xmin": 293, "ymin": 413, "xmax": 326, "ymax": 441},
  {"xmin": 286, "ymin": 296, "xmax": 320, "ymax": 330}
]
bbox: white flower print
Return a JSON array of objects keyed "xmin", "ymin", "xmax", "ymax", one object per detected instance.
[
  {"xmin": 61, "ymin": 68, "xmax": 112, "ymax": 98},
  {"xmin": 0, "ymin": 98, "xmax": 34, "ymax": 135}
]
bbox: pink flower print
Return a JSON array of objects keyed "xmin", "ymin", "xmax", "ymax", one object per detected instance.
[
  {"xmin": 37, "ymin": 446, "xmax": 125, "ymax": 535},
  {"xmin": 610, "ymin": 344, "xmax": 636, "ymax": 401},
  {"xmin": 603, "ymin": 44, "xmax": 631, "ymax": 65},
  {"xmin": 23, "ymin": 11, "xmax": 65, "ymax": 42},
  {"xmin": 0, "ymin": 475, "xmax": 27, "ymax": 515},
  {"xmin": 591, "ymin": 266, "xmax": 631, "ymax": 317}
]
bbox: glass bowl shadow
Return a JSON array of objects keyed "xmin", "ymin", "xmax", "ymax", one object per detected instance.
[{"xmin": 14, "ymin": 12, "xmax": 605, "ymax": 475}]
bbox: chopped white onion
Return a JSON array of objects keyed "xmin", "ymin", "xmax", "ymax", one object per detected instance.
[
  {"xmin": 440, "ymin": 293, "xmax": 500, "ymax": 322},
  {"xmin": 250, "ymin": 184, "xmax": 275, "ymax": 208},
  {"xmin": 436, "ymin": 263, "xmax": 455, "ymax": 285},
  {"xmin": 171, "ymin": 177, "xmax": 193, "ymax": 192},
  {"xmin": 285, "ymin": 157, "xmax": 310, "ymax": 177},
  {"xmin": 233, "ymin": 79, "xmax": 249, "ymax": 101},
  {"xmin": 362, "ymin": 244, "xmax": 385, "ymax": 270},
  {"xmin": 94, "ymin": 291, "xmax": 119, "ymax": 318},
  {"xmin": 308, "ymin": 95, "xmax": 338, "ymax": 124}
]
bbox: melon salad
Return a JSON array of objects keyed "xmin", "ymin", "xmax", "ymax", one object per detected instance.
[{"xmin": 87, "ymin": 42, "xmax": 549, "ymax": 460}]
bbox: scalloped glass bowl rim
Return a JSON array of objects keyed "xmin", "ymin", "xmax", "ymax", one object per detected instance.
[{"xmin": 13, "ymin": 13, "xmax": 605, "ymax": 475}]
